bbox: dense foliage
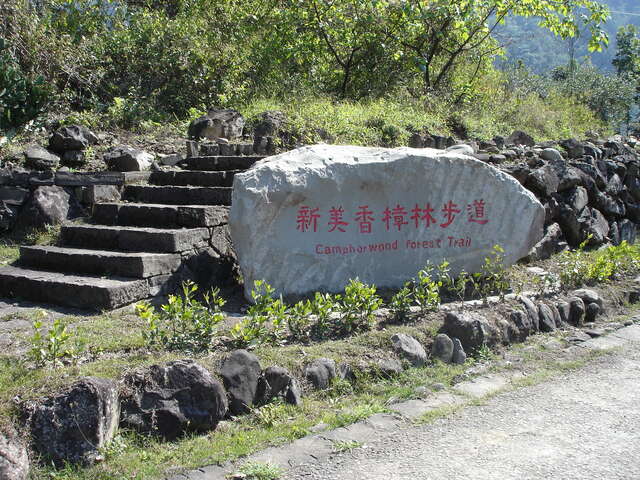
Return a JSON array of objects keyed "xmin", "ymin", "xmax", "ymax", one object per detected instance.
[{"xmin": 0, "ymin": 0, "xmax": 635, "ymax": 136}]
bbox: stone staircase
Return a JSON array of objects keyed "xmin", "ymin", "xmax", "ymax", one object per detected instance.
[{"xmin": 0, "ymin": 153, "xmax": 266, "ymax": 311}]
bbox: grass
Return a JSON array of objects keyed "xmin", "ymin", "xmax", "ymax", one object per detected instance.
[
  {"xmin": 0, "ymin": 224, "xmax": 61, "ymax": 266},
  {"xmin": 2, "ymin": 246, "xmax": 637, "ymax": 480},
  {"xmin": 236, "ymin": 461, "xmax": 284, "ymax": 480}
]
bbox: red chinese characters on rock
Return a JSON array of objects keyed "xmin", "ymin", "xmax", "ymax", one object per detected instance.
[{"xmin": 296, "ymin": 199, "xmax": 490, "ymax": 233}]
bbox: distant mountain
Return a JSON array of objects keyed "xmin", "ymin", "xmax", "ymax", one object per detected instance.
[{"xmin": 495, "ymin": 0, "xmax": 640, "ymax": 72}]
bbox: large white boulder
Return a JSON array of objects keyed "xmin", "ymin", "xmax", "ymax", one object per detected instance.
[{"xmin": 230, "ymin": 145, "xmax": 544, "ymax": 299}]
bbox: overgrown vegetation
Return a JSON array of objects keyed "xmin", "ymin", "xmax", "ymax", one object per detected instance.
[
  {"xmin": 558, "ymin": 239, "xmax": 640, "ymax": 288},
  {"xmin": 0, "ymin": 0, "xmax": 633, "ymax": 144}
]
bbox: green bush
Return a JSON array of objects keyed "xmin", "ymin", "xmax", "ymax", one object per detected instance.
[
  {"xmin": 336, "ymin": 279, "xmax": 383, "ymax": 335},
  {"xmin": 0, "ymin": 38, "xmax": 49, "ymax": 131},
  {"xmin": 28, "ymin": 314, "xmax": 84, "ymax": 367},
  {"xmin": 137, "ymin": 281, "xmax": 225, "ymax": 352},
  {"xmin": 559, "ymin": 240, "xmax": 640, "ymax": 289},
  {"xmin": 231, "ymin": 280, "xmax": 287, "ymax": 347}
]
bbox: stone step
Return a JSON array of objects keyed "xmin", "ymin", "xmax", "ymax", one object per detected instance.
[
  {"xmin": 19, "ymin": 245, "xmax": 181, "ymax": 279},
  {"xmin": 179, "ymin": 156, "xmax": 264, "ymax": 171},
  {"xmin": 149, "ymin": 170, "xmax": 240, "ymax": 187},
  {"xmin": 93, "ymin": 203, "xmax": 228, "ymax": 228},
  {"xmin": 123, "ymin": 185, "xmax": 232, "ymax": 206},
  {"xmin": 61, "ymin": 224, "xmax": 209, "ymax": 253},
  {"xmin": 0, "ymin": 266, "xmax": 149, "ymax": 310}
]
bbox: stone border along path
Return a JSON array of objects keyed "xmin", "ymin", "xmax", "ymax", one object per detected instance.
[
  {"xmin": 0, "ymin": 148, "xmax": 266, "ymax": 311},
  {"xmin": 170, "ymin": 318, "xmax": 640, "ymax": 480}
]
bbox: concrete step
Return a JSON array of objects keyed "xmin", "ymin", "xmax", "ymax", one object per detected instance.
[
  {"xmin": 149, "ymin": 170, "xmax": 240, "ymax": 187},
  {"xmin": 61, "ymin": 224, "xmax": 209, "ymax": 253},
  {"xmin": 123, "ymin": 185, "xmax": 232, "ymax": 206},
  {"xmin": 19, "ymin": 245, "xmax": 181, "ymax": 279},
  {"xmin": 179, "ymin": 156, "xmax": 263, "ymax": 171},
  {"xmin": 0, "ymin": 266, "xmax": 149, "ymax": 310},
  {"xmin": 93, "ymin": 203, "xmax": 228, "ymax": 228}
]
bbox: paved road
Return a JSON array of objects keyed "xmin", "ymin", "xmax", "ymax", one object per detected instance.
[{"xmin": 285, "ymin": 330, "xmax": 640, "ymax": 480}]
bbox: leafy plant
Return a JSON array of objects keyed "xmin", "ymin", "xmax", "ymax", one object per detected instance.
[
  {"xmin": 0, "ymin": 37, "xmax": 49, "ymax": 131},
  {"xmin": 452, "ymin": 270, "xmax": 471, "ymax": 310},
  {"xmin": 287, "ymin": 299, "xmax": 313, "ymax": 342},
  {"xmin": 473, "ymin": 245, "xmax": 510, "ymax": 304},
  {"xmin": 28, "ymin": 315, "xmax": 83, "ymax": 367},
  {"xmin": 309, "ymin": 292, "xmax": 339, "ymax": 339},
  {"xmin": 231, "ymin": 280, "xmax": 287, "ymax": 347},
  {"xmin": 336, "ymin": 279, "xmax": 382, "ymax": 335},
  {"xmin": 413, "ymin": 263, "xmax": 441, "ymax": 314},
  {"xmin": 389, "ymin": 282, "xmax": 413, "ymax": 322},
  {"xmin": 137, "ymin": 281, "xmax": 225, "ymax": 352},
  {"xmin": 236, "ymin": 461, "xmax": 283, "ymax": 480}
]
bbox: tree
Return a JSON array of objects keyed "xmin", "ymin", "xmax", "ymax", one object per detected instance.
[
  {"xmin": 613, "ymin": 25, "xmax": 640, "ymax": 96},
  {"xmin": 384, "ymin": 0, "xmax": 611, "ymax": 96}
]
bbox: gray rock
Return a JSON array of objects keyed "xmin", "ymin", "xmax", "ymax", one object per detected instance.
[
  {"xmin": 409, "ymin": 132, "xmax": 425, "ymax": 148},
  {"xmin": 451, "ymin": 338, "xmax": 467, "ymax": 365},
  {"xmin": 525, "ymin": 223, "xmax": 566, "ymax": 261},
  {"xmin": 304, "ymin": 358, "xmax": 336, "ymax": 390},
  {"xmin": 0, "ymin": 428, "xmax": 29, "ymax": 480},
  {"xmin": 440, "ymin": 312, "xmax": 499, "ymax": 353},
  {"xmin": 509, "ymin": 309, "xmax": 534, "ymax": 341},
  {"xmin": 391, "ymin": 333, "xmax": 427, "ymax": 367},
  {"xmin": 431, "ymin": 334, "xmax": 454, "ymax": 363},
  {"xmin": 446, "ymin": 144, "xmax": 474, "ymax": 156},
  {"xmin": 254, "ymin": 111, "xmax": 287, "ymax": 138},
  {"xmin": 61, "ymin": 150, "xmax": 85, "ymax": 168},
  {"xmin": 220, "ymin": 350, "xmax": 262, "ymax": 415},
  {"xmin": 374, "ymin": 358, "xmax": 404, "ymax": 377},
  {"xmin": 526, "ymin": 165, "xmax": 560, "ymax": 196},
  {"xmin": 541, "ymin": 148, "xmax": 563, "ymax": 162},
  {"xmin": 0, "ymin": 202, "xmax": 19, "ymax": 231},
  {"xmin": 120, "ymin": 360, "xmax": 227, "ymax": 439},
  {"xmin": 24, "ymin": 146, "xmax": 60, "ymax": 171},
  {"xmin": 560, "ymin": 138, "xmax": 585, "ymax": 159},
  {"xmin": 230, "ymin": 145, "xmax": 545, "ymax": 300},
  {"xmin": 256, "ymin": 366, "xmax": 302, "ymax": 406},
  {"xmin": 565, "ymin": 186, "xmax": 589, "ymax": 212},
  {"xmin": 585, "ymin": 303, "xmax": 601, "ymax": 323},
  {"xmin": 19, "ymin": 185, "xmax": 72, "ymax": 228},
  {"xmin": 556, "ymin": 301, "xmax": 571, "ymax": 325},
  {"xmin": 519, "ymin": 296, "xmax": 540, "ymax": 332},
  {"xmin": 568, "ymin": 296, "xmax": 586, "ymax": 326},
  {"xmin": 188, "ymin": 108, "xmax": 245, "ymax": 140},
  {"xmin": 566, "ymin": 331, "xmax": 592, "ymax": 343},
  {"xmin": 571, "ymin": 289, "xmax": 603, "ymax": 308},
  {"xmin": 104, "ymin": 146, "xmax": 153, "ymax": 172},
  {"xmin": 537, "ymin": 303, "xmax": 557, "ymax": 332},
  {"xmin": 49, "ymin": 125, "xmax": 97, "ymax": 153},
  {"xmin": 507, "ymin": 130, "xmax": 535, "ymax": 147},
  {"xmin": 27, "ymin": 377, "xmax": 119, "ymax": 465},
  {"xmin": 620, "ymin": 219, "xmax": 636, "ymax": 244},
  {"xmin": 0, "ymin": 187, "xmax": 29, "ymax": 206}
]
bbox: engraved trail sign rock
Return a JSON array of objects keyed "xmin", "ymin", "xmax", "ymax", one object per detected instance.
[{"xmin": 230, "ymin": 145, "xmax": 544, "ymax": 299}]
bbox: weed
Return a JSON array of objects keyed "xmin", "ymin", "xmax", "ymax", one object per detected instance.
[
  {"xmin": 137, "ymin": 281, "xmax": 225, "ymax": 353},
  {"xmin": 473, "ymin": 245, "xmax": 510, "ymax": 303},
  {"xmin": 287, "ymin": 299, "xmax": 313, "ymax": 342},
  {"xmin": 309, "ymin": 292, "xmax": 338, "ymax": 339},
  {"xmin": 389, "ymin": 283, "xmax": 413, "ymax": 322},
  {"xmin": 413, "ymin": 263, "xmax": 441, "ymax": 314},
  {"xmin": 235, "ymin": 461, "xmax": 283, "ymax": 480},
  {"xmin": 28, "ymin": 315, "xmax": 84, "ymax": 367},
  {"xmin": 231, "ymin": 280, "xmax": 287, "ymax": 347},
  {"xmin": 332, "ymin": 440, "xmax": 363, "ymax": 453},
  {"xmin": 336, "ymin": 279, "xmax": 382, "ymax": 335}
]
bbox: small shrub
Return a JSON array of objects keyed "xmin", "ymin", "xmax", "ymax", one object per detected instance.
[
  {"xmin": 473, "ymin": 245, "xmax": 510, "ymax": 303},
  {"xmin": 231, "ymin": 280, "xmax": 287, "ymax": 347},
  {"xmin": 287, "ymin": 299, "xmax": 313, "ymax": 342},
  {"xmin": 413, "ymin": 263, "xmax": 441, "ymax": 314},
  {"xmin": 309, "ymin": 292, "xmax": 338, "ymax": 339},
  {"xmin": 28, "ymin": 315, "xmax": 84, "ymax": 367},
  {"xmin": 236, "ymin": 461, "xmax": 283, "ymax": 480},
  {"xmin": 336, "ymin": 278, "xmax": 383, "ymax": 335},
  {"xmin": 452, "ymin": 270, "xmax": 471, "ymax": 310},
  {"xmin": 137, "ymin": 281, "xmax": 225, "ymax": 352},
  {"xmin": 389, "ymin": 282, "xmax": 413, "ymax": 322}
]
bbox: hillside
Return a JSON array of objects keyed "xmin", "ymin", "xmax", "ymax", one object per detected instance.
[{"xmin": 496, "ymin": 0, "xmax": 640, "ymax": 72}]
